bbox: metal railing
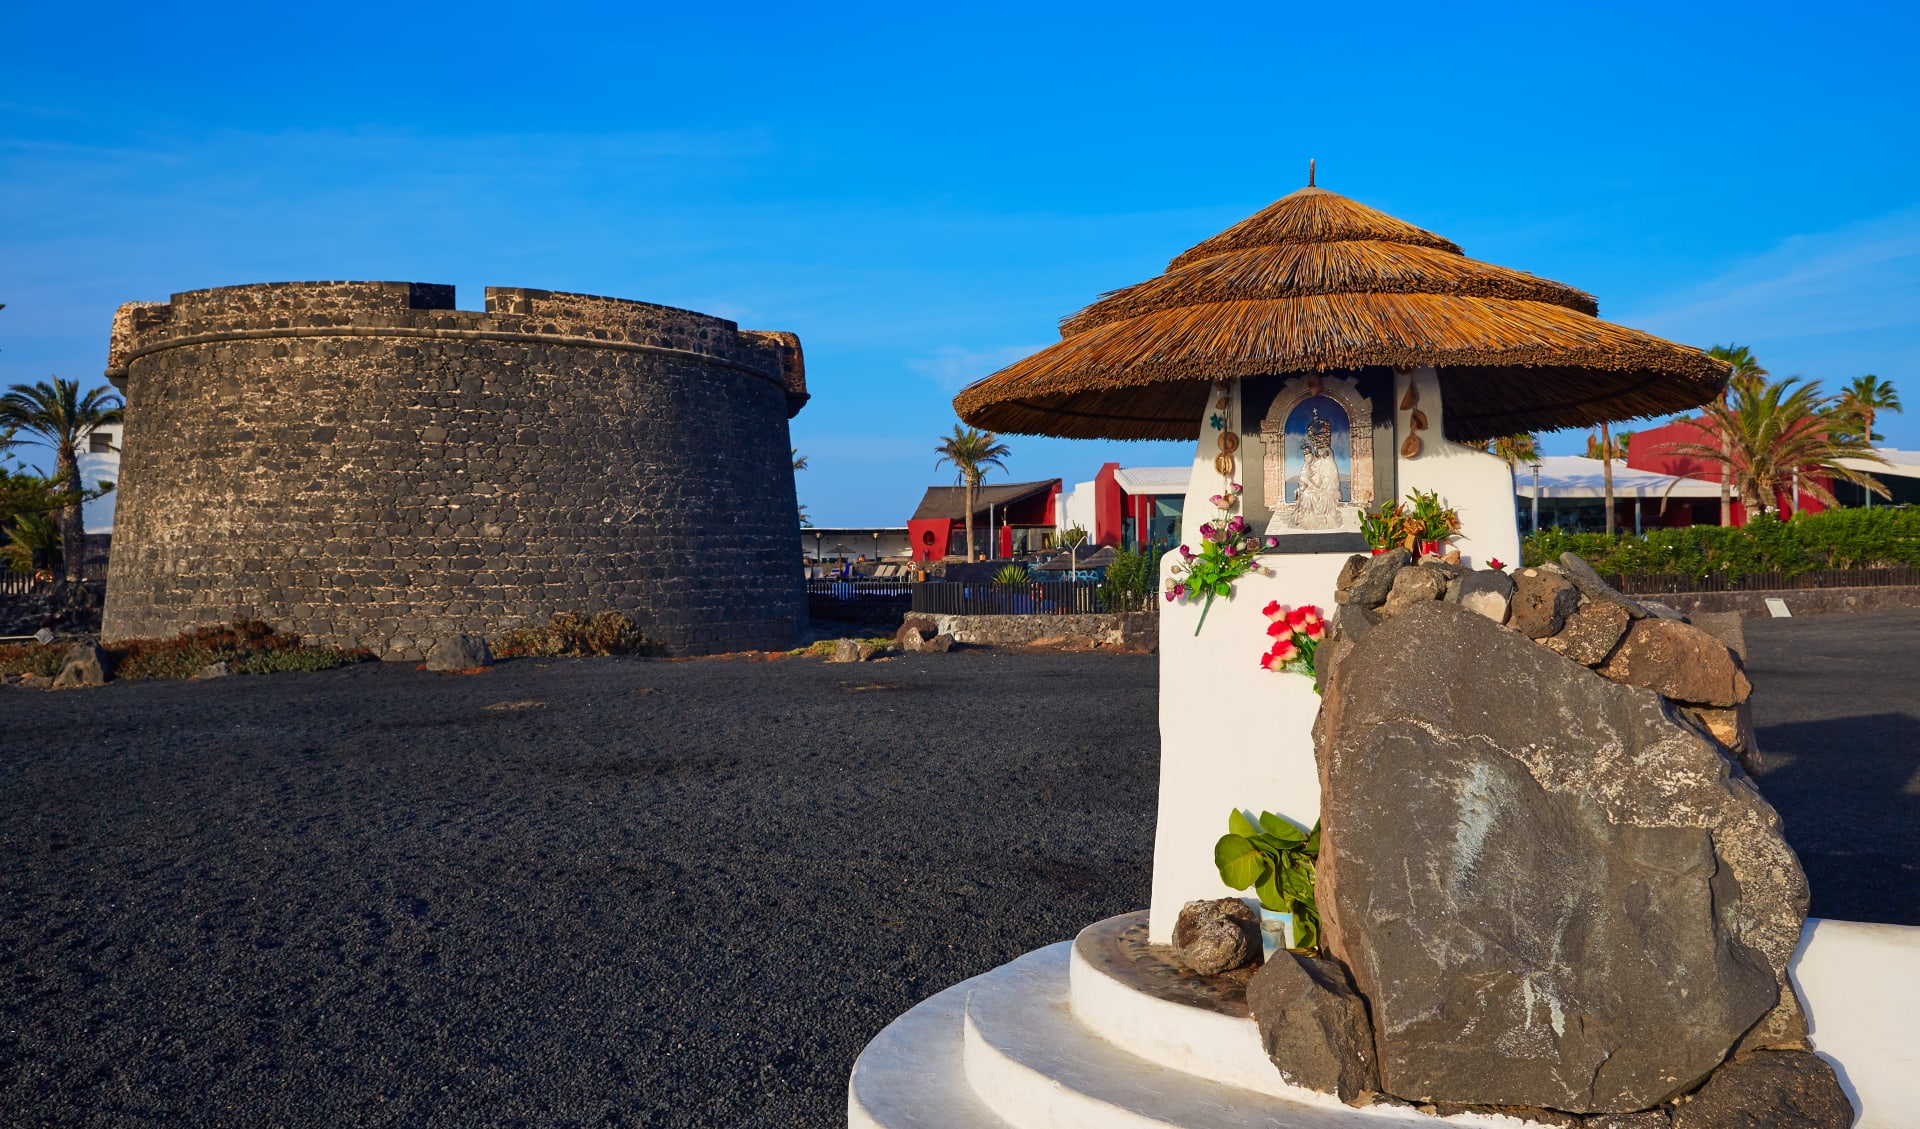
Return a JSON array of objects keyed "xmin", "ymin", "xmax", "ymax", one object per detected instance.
[
  {"xmin": 0, "ymin": 573, "xmax": 49, "ymax": 597},
  {"xmin": 909, "ymin": 580, "xmax": 1136, "ymax": 616},
  {"xmin": 1611, "ymin": 567, "xmax": 1920, "ymax": 594}
]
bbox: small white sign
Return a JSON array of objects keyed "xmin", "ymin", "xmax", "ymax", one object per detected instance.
[
  {"xmin": 1765, "ymin": 598, "xmax": 1792, "ymax": 618},
  {"xmin": 33, "ymin": 627, "xmax": 54, "ymax": 645}
]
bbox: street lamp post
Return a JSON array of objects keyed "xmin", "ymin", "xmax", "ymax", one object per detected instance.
[{"xmin": 1529, "ymin": 462, "xmax": 1542, "ymax": 534}]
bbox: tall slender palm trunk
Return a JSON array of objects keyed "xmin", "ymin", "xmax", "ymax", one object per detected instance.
[
  {"xmin": 56, "ymin": 447, "xmax": 84, "ymax": 582},
  {"xmin": 1601, "ymin": 422, "xmax": 1615, "ymax": 536},
  {"xmin": 963, "ymin": 476, "xmax": 977, "ymax": 561}
]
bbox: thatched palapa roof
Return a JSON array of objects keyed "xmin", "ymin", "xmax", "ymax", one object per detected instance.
[{"xmin": 953, "ymin": 186, "xmax": 1729, "ymax": 442}]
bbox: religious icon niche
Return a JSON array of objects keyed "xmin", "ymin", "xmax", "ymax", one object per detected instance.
[{"xmin": 1260, "ymin": 375, "xmax": 1375, "ymax": 540}]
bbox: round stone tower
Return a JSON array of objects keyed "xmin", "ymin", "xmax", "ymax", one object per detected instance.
[{"xmin": 102, "ymin": 281, "xmax": 809, "ymax": 658}]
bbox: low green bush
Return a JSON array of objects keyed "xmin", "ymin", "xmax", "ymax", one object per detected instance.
[
  {"xmin": 1099, "ymin": 545, "xmax": 1164, "ymax": 612},
  {"xmin": 1521, "ymin": 505, "xmax": 1920, "ymax": 580}
]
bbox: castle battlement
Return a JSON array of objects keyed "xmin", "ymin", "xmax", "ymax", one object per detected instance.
[{"xmin": 107, "ymin": 281, "xmax": 807, "ymax": 413}]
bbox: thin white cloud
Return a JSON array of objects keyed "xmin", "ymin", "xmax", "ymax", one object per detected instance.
[
  {"xmin": 906, "ymin": 344, "xmax": 1045, "ymax": 392},
  {"xmin": 1622, "ymin": 205, "xmax": 1920, "ymax": 345}
]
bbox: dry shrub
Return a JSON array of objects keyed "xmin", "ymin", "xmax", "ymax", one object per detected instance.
[
  {"xmin": 110, "ymin": 618, "xmax": 371, "ymax": 681},
  {"xmin": 489, "ymin": 611, "xmax": 649, "ymax": 659},
  {"xmin": 0, "ymin": 643, "xmax": 65, "ymax": 678}
]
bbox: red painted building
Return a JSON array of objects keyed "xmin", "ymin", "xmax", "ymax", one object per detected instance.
[
  {"xmin": 907, "ymin": 479, "xmax": 1060, "ymax": 562},
  {"xmin": 1628, "ymin": 416, "xmax": 1834, "ymax": 525},
  {"xmin": 1060, "ymin": 463, "xmax": 1189, "ymax": 548}
]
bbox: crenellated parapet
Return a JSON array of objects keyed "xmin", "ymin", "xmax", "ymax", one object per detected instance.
[{"xmin": 107, "ymin": 281, "xmax": 808, "ymax": 416}]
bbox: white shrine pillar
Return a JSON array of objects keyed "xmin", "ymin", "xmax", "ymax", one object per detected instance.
[{"xmin": 1146, "ymin": 368, "xmax": 1522, "ymax": 942}]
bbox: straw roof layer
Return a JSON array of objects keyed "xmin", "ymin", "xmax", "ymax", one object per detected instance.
[{"xmin": 955, "ymin": 187, "xmax": 1729, "ymax": 442}]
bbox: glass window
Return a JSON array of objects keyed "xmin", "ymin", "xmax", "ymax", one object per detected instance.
[{"xmin": 89, "ymin": 432, "xmax": 114, "ymax": 453}]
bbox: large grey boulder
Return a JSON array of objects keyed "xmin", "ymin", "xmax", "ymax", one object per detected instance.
[
  {"xmin": 1245, "ymin": 951, "xmax": 1379, "ymax": 1101},
  {"xmin": 52, "ymin": 643, "xmax": 110, "ymax": 689},
  {"xmin": 1597, "ymin": 619, "xmax": 1751, "ymax": 707},
  {"xmin": 1667, "ymin": 1051, "xmax": 1853, "ymax": 1129},
  {"xmin": 1170, "ymin": 898, "xmax": 1258, "ymax": 975},
  {"xmin": 425, "ymin": 633, "xmax": 492, "ymax": 671},
  {"xmin": 1315, "ymin": 601, "xmax": 1808, "ymax": 1113}
]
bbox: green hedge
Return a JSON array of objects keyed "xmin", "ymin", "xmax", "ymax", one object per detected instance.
[{"xmin": 1520, "ymin": 506, "xmax": 1920, "ymax": 581}]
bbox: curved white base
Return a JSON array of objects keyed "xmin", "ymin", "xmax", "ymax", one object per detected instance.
[{"xmin": 851, "ymin": 912, "xmax": 1920, "ymax": 1128}]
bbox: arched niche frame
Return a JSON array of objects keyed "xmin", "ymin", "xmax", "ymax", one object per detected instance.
[{"xmin": 1258, "ymin": 374, "xmax": 1377, "ymax": 550}]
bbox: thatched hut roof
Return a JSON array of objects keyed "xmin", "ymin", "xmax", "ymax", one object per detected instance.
[{"xmin": 953, "ymin": 186, "xmax": 1729, "ymax": 442}]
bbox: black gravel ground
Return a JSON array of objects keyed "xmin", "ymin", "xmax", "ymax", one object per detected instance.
[
  {"xmin": 1, "ymin": 650, "xmax": 1160, "ymax": 1128},
  {"xmin": 2, "ymin": 617, "xmax": 1916, "ymax": 1128}
]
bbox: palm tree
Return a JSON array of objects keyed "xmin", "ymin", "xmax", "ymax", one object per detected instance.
[
  {"xmin": 791, "ymin": 448, "xmax": 811, "ymax": 527},
  {"xmin": 1837, "ymin": 375, "xmax": 1901, "ymax": 443},
  {"xmin": 1585, "ymin": 426, "xmax": 1631, "ymax": 536},
  {"xmin": 1705, "ymin": 345, "xmax": 1769, "ymax": 526},
  {"xmin": 1490, "ymin": 433, "xmax": 1541, "ymax": 467},
  {"xmin": 1658, "ymin": 374, "xmax": 1886, "ymax": 518},
  {"xmin": 1464, "ymin": 433, "xmax": 1542, "ymax": 466},
  {"xmin": 0, "ymin": 377, "xmax": 123, "ymax": 582},
  {"xmin": 933, "ymin": 424, "xmax": 1011, "ymax": 562}
]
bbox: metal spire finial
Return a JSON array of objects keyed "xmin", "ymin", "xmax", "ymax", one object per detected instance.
[{"xmin": 1308, "ymin": 159, "xmax": 1316, "ymax": 187}]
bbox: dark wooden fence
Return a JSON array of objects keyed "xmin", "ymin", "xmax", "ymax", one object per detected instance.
[{"xmin": 1612, "ymin": 567, "xmax": 1920, "ymax": 595}]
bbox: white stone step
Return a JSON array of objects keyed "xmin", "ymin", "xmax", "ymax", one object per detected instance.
[
  {"xmin": 1068, "ymin": 911, "xmax": 1298, "ymax": 1098},
  {"xmin": 962, "ymin": 942, "xmax": 1436, "ymax": 1128},
  {"xmin": 850, "ymin": 972, "xmax": 1015, "ymax": 1129}
]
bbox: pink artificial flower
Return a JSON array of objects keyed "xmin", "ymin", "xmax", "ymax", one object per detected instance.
[
  {"xmin": 1179, "ymin": 544, "xmax": 1193, "ymax": 559},
  {"xmin": 1165, "ymin": 589, "xmax": 1177, "ymax": 602},
  {"xmin": 1226, "ymin": 515, "xmax": 1247, "ymax": 534},
  {"xmin": 1209, "ymin": 494, "xmax": 1225, "ymax": 508},
  {"xmin": 1266, "ymin": 620, "xmax": 1290, "ymax": 638},
  {"xmin": 1261, "ymin": 599, "xmax": 1283, "ymax": 620},
  {"xmin": 1264, "ymin": 537, "xmax": 1279, "ymax": 549},
  {"xmin": 1269, "ymin": 636, "xmax": 1300, "ymax": 663},
  {"xmin": 1230, "ymin": 482, "xmax": 1242, "ymax": 493},
  {"xmin": 1488, "ymin": 558, "xmax": 1506, "ymax": 570},
  {"xmin": 1199, "ymin": 522, "xmax": 1216, "ymax": 538},
  {"xmin": 1305, "ymin": 619, "xmax": 1327, "ymax": 641},
  {"xmin": 1259, "ymin": 650, "xmax": 1284, "ymax": 671},
  {"xmin": 1224, "ymin": 545, "xmax": 1237, "ymax": 557}
]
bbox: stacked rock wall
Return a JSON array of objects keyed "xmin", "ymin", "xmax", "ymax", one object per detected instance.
[{"xmin": 102, "ymin": 281, "xmax": 809, "ymax": 658}]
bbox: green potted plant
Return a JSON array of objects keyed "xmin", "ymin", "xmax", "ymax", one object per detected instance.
[
  {"xmin": 1362, "ymin": 490, "xmax": 1460, "ymax": 555},
  {"xmin": 1213, "ymin": 809, "xmax": 1321, "ymax": 955}
]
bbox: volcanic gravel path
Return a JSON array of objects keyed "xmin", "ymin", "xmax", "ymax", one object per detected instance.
[{"xmin": 2, "ymin": 617, "xmax": 1916, "ymax": 1127}]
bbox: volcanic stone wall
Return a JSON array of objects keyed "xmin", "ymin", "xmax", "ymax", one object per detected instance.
[{"xmin": 102, "ymin": 281, "xmax": 809, "ymax": 658}]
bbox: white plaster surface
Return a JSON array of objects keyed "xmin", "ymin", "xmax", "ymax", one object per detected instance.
[
  {"xmin": 1067, "ymin": 922, "xmax": 1295, "ymax": 1097},
  {"xmin": 962, "ymin": 942, "xmax": 1435, "ymax": 1128},
  {"xmin": 1791, "ymin": 916, "xmax": 1920, "ymax": 1128},
  {"xmin": 1390, "ymin": 369, "xmax": 1522, "ymax": 571},
  {"xmin": 849, "ymin": 970, "xmax": 1011, "ymax": 1129},
  {"xmin": 854, "ymin": 915, "xmax": 1920, "ymax": 1127},
  {"xmin": 1151, "ymin": 550, "xmax": 1348, "ymax": 941}
]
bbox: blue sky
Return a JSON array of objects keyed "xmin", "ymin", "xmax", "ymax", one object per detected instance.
[{"xmin": 4, "ymin": 1, "xmax": 1917, "ymax": 525}]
